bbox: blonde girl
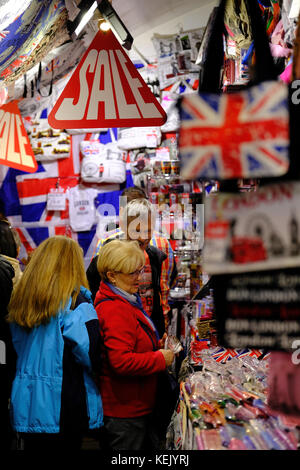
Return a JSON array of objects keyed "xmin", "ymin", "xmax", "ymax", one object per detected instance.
[{"xmin": 8, "ymin": 236, "xmax": 103, "ymax": 450}]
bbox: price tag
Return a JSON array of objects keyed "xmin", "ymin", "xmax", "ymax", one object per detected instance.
[
  {"xmin": 146, "ymin": 133, "xmax": 158, "ymax": 148},
  {"xmin": 156, "ymin": 146, "xmax": 170, "ymax": 160},
  {"xmin": 47, "ymin": 187, "xmax": 66, "ymax": 211}
]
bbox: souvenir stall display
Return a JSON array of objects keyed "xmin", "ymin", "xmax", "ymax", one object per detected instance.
[
  {"xmin": 1, "ymin": 0, "xmax": 300, "ymax": 453},
  {"xmin": 167, "ymin": 347, "xmax": 300, "ymax": 450},
  {"xmin": 166, "ymin": 0, "xmax": 300, "ymax": 451},
  {"xmin": 165, "ymin": 292, "xmax": 300, "ymax": 450}
]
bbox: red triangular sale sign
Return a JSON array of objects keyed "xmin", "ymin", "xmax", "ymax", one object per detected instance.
[
  {"xmin": 48, "ymin": 29, "xmax": 167, "ymax": 129},
  {"xmin": 0, "ymin": 100, "xmax": 37, "ymax": 173}
]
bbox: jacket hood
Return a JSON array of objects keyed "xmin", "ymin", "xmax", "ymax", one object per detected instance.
[{"xmin": 79, "ymin": 285, "xmax": 93, "ymax": 302}]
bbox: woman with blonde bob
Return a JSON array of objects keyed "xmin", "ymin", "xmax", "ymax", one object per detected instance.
[
  {"xmin": 8, "ymin": 236, "xmax": 103, "ymax": 450},
  {"xmin": 94, "ymin": 239, "xmax": 174, "ymax": 451}
]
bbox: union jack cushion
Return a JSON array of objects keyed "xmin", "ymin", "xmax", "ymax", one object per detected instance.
[{"xmin": 178, "ymin": 81, "xmax": 289, "ymax": 180}]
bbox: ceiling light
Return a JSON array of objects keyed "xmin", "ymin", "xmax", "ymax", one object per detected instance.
[
  {"xmin": 97, "ymin": 0, "xmax": 133, "ymax": 50},
  {"xmin": 67, "ymin": 0, "xmax": 98, "ymax": 39},
  {"xmin": 99, "ymin": 20, "xmax": 110, "ymax": 32},
  {"xmin": 74, "ymin": 1, "xmax": 98, "ymax": 36},
  {"xmin": 67, "ymin": 0, "xmax": 133, "ymax": 50}
]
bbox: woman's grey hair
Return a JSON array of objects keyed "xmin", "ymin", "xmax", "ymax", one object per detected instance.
[{"xmin": 120, "ymin": 198, "xmax": 156, "ymax": 229}]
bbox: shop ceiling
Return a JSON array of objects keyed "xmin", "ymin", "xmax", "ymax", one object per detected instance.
[
  {"xmin": 112, "ymin": 0, "xmax": 214, "ymax": 38},
  {"xmin": 0, "ymin": 0, "xmax": 216, "ymax": 98}
]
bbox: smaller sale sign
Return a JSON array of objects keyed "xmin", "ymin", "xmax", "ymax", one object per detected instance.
[{"xmin": 0, "ymin": 100, "xmax": 37, "ymax": 172}]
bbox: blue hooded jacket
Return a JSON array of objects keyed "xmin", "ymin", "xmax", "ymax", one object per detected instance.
[{"xmin": 10, "ymin": 287, "xmax": 103, "ymax": 434}]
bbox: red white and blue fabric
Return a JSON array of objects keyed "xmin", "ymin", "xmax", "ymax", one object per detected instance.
[
  {"xmin": 237, "ymin": 349, "xmax": 264, "ymax": 359},
  {"xmin": 179, "ymin": 81, "xmax": 289, "ymax": 180},
  {"xmin": 261, "ymin": 351, "xmax": 270, "ymax": 361},
  {"xmin": 211, "ymin": 348, "xmax": 238, "ymax": 363},
  {"xmin": 211, "ymin": 348, "xmax": 266, "ymax": 363},
  {"xmin": 0, "ymin": 126, "xmax": 133, "ymax": 267}
]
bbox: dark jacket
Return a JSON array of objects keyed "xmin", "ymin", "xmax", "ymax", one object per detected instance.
[
  {"xmin": 87, "ymin": 238, "xmax": 167, "ymax": 337},
  {"xmin": 0, "ymin": 256, "xmax": 15, "ymax": 446},
  {"xmin": 0, "ymin": 256, "xmax": 15, "ymax": 397}
]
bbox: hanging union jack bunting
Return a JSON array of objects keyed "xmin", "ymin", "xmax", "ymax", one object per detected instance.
[
  {"xmin": 178, "ymin": 81, "xmax": 289, "ymax": 180},
  {"xmin": 236, "ymin": 349, "xmax": 264, "ymax": 359},
  {"xmin": 211, "ymin": 348, "xmax": 238, "ymax": 363}
]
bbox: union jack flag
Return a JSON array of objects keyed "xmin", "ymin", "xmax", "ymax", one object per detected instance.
[
  {"xmin": 179, "ymin": 81, "xmax": 289, "ymax": 180},
  {"xmin": 0, "ymin": 31, "xmax": 9, "ymax": 42},
  {"xmin": 211, "ymin": 348, "xmax": 238, "ymax": 363},
  {"xmin": 248, "ymin": 349, "xmax": 264, "ymax": 359},
  {"xmin": 260, "ymin": 351, "xmax": 271, "ymax": 361},
  {"xmin": 237, "ymin": 349, "xmax": 264, "ymax": 359}
]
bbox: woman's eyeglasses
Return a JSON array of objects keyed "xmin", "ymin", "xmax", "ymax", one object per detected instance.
[
  {"xmin": 126, "ymin": 267, "xmax": 145, "ymax": 277},
  {"xmin": 114, "ymin": 267, "xmax": 145, "ymax": 278}
]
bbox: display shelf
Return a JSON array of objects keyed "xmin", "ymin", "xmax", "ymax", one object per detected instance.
[{"xmin": 167, "ymin": 348, "xmax": 300, "ymax": 451}]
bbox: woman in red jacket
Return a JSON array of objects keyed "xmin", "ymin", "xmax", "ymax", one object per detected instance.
[{"xmin": 95, "ymin": 239, "xmax": 174, "ymax": 451}]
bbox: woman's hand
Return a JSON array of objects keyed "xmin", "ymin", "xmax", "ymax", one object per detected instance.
[
  {"xmin": 159, "ymin": 349, "xmax": 174, "ymax": 367},
  {"xmin": 158, "ymin": 333, "xmax": 167, "ymax": 349}
]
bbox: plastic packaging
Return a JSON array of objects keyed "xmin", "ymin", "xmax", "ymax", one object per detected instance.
[
  {"xmin": 174, "ymin": 346, "xmax": 299, "ymax": 451},
  {"xmin": 228, "ymin": 438, "xmax": 248, "ymax": 450},
  {"xmin": 165, "ymin": 335, "xmax": 183, "ymax": 354},
  {"xmin": 242, "ymin": 435, "xmax": 257, "ymax": 450},
  {"xmin": 200, "ymin": 429, "xmax": 224, "ymax": 450}
]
